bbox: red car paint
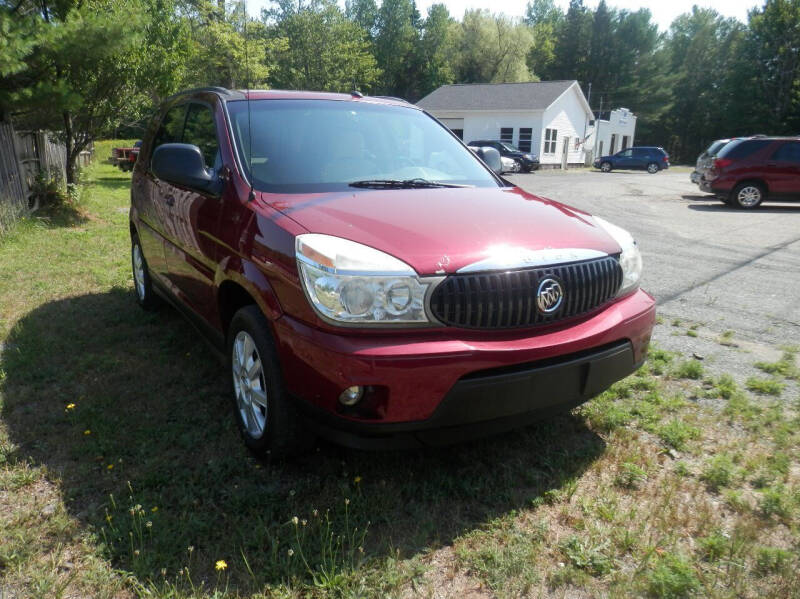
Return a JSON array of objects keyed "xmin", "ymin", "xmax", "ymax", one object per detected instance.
[{"xmin": 130, "ymin": 89, "xmax": 655, "ymax": 449}]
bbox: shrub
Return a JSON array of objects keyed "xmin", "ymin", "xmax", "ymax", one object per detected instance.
[{"xmin": 645, "ymin": 553, "xmax": 699, "ymax": 598}]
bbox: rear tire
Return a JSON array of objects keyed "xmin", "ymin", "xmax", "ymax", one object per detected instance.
[
  {"xmin": 646, "ymin": 162, "xmax": 659, "ymax": 174},
  {"xmin": 131, "ymin": 234, "xmax": 160, "ymax": 310},
  {"xmin": 600, "ymin": 162, "xmax": 612, "ymax": 173},
  {"xmin": 731, "ymin": 182, "xmax": 764, "ymax": 209},
  {"xmin": 227, "ymin": 305, "xmax": 313, "ymax": 458}
]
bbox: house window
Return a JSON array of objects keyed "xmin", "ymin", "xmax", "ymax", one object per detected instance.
[
  {"xmin": 451, "ymin": 129, "xmax": 463, "ymax": 140},
  {"xmin": 519, "ymin": 128, "xmax": 532, "ymax": 152},
  {"xmin": 610, "ymin": 134, "xmax": 617, "ymax": 154},
  {"xmin": 544, "ymin": 128, "xmax": 558, "ymax": 154},
  {"xmin": 574, "ymin": 137, "xmax": 580, "ymax": 150},
  {"xmin": 500, "ymin": 128, "xmax": 513, "ymax": 145},
  {"xmin": 622, "ymin": 135, "xmax": 629, "ymax": 150}
]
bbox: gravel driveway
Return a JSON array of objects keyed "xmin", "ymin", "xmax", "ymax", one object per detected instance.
[{"xmin": 507, "ymin": 169, "xmax": 800, "ymax": 389}]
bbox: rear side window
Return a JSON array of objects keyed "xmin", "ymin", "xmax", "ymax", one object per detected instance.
[
  {"xmin": 718, "ymin": 139, "xmax": 771, "ymax": 160},
  {"xmin": 183, "ymin": 103, "xmax": 220, "ymax": 169},
  {"xmin": 633, "ymin": 148, "xmax": 648, "ymax": 158},
  {"xmin": 706, "ymin": 140, "xmax": 727, "ymax": 156},
  {"xmin": 152, "ymin": 104, "xmax": 186, "ymax": 149},
  {"xmin": 771, "ymin": 141, "xmax": 800, "ymax": 163}
]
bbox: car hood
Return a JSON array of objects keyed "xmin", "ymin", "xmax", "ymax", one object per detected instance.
[{"xmin": 262, "ymin": 186, "xmax": 620, "ymax": 275}]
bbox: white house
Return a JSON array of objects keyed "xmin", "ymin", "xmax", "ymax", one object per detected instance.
[
  {"xmin": 592, "ymin": 108, "xmax": 637, "ymax": 158},
  {"xmin": 416, "ymin": 80, "xmax": 636, "ymax": 168}
]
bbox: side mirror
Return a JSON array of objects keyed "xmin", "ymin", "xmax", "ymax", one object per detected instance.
[
  {"xmin": 474, "ymin": 146, "xmax": 503, "ymax": 175},
  {"xmin": 151, "ymin": 143, "xmax": 223, "ymax": 196}
]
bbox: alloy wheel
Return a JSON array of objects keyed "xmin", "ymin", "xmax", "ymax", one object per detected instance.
[
  {"xmin": 737, "ymin": 186, "xmax": 762, "ymax": 208},
  {"xmin": 132, "ymin": 243, "xmax": 146, "ymax": 301},
  {"xmin": 232, "ymin": 330, "xmax": 268, "ymax": 438}
]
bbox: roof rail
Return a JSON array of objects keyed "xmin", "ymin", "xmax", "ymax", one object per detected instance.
[
  {"xmin": 371, "ymin": 95, "xmax": 410, "ymax": 104},
  {"xmin": 164, "ymin": 86, "xmax": 236, "ymax": 102}
]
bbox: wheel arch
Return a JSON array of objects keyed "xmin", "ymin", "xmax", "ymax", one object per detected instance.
[
  {"xmin": 216, "ymin": 261, "xmax": 283, "ymax": 336},
  {"xmin": 733, "ymin": 178, "xmax": 769, "ymax": 194}
]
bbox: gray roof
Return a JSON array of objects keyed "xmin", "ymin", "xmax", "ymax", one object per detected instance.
[{"xmin": 416, "ymin": 80, "xmax": 578, "ymax": 112}]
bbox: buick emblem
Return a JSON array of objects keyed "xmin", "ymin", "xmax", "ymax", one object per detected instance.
[{"xmin": 536, "ymin": 278, "xmax": 564, "ymax": 313}]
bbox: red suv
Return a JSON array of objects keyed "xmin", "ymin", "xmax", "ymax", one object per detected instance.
[
  {"xmin": 130, "ymin": 88, "xmax": 655, "ymax": 455},
  {"xmin": 702, "ymin": 137, "xmax": 800, "ymax": 208}
]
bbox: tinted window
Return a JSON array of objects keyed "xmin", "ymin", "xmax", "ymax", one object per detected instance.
[
  {"xmin": 228, "ymin": 100, "xmax": 499, "ymax": 193},
  {"xmin": 153, "ymin": 104, "xmax": 186, "ymax": 150},
  {"xmin": 632, "ymin": 148, "xmax": 648, "ymax": 158},
  {"xmin": 771, "ymin": 141, "xmax": 800, "ymax": 163},
  {"xmin": 706, "ymin": 140, "xmax": 727, "ymax": 156},
  {"xmin": 617, "ymin": 149, "xmax": 633, "ymax": 158},
  {"xmin": 718, "ymin": 139, "xmax": 771, "ymax": 160},
  {"xmin": 183, "ymin": 103, "xmax": 220, "ymax": 169}
]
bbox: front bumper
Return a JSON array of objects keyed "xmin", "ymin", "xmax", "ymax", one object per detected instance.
[{"xmin": 273, "ymin": 288, "xmax": 655, "ymax": 448}]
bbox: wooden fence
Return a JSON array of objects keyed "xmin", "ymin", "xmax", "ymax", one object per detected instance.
[{"xmin": 0, "ymin": 118, "xmax": 92, "ymax": 235}]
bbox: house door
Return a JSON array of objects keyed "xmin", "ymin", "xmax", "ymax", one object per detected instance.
[
  {"xmin": 622, "ymin": 135, "xmax": 630, "ymax": 150},
  {"xmin": 561, "ymin": 137, "xmax": 570, "ymax": 169},
  {"xmin": 610, "ymin": 134, "xmax": 617, "ymax": 154}
]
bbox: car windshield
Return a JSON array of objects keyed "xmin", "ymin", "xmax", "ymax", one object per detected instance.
[
  {"xmin": 227, "ymin": 99, "xmax": 499, "ymax": 193},
  {"xmin": 500, "ymin": 142, "xmax": 519, "ymax": 152}
]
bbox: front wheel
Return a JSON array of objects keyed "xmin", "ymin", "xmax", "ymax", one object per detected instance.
[
  {"xmin": 646, "ymin": 162, "xmax": 659, "ymax": 174},
  {"xmin": 732, "ymin": 182, "xmax": 764, "ymax": 209},
  {"xmin": 600, "ymin": 162, "xmax": 612, "ymax": 173},
  {"xmin": 131, "ymin": 235, "xmax": 160, "ymax": 310},
  {"xmin": 228, "ymin": 306, "xmax": 313, "ymax": 457}
]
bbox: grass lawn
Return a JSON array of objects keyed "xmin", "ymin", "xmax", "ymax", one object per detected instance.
[{"xmin": 1, "ymin": 142, "xmax": 798, "ymax": 598}]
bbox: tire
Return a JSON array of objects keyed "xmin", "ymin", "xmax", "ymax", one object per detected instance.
[
  {"xmin": 522, "ymin": 164, "xmax": 533, "ymax": 173},
  {"xmin": 227, "ymin": 305, "xmax": 313, "ymax": 457},
  {"xmin": 600, "ymin": 162, "xmax": 612, "ymax": 173},
  {"xmin": 131, "ymin": 234, "xmax": 160, "ymax": 310},
  {"xmin": 731, "ymin": 182, "xmax": 765, "ymax": 209},
  {"xmin": 646, "ymin": 162, "xmax": 659, "ymax": 174}
]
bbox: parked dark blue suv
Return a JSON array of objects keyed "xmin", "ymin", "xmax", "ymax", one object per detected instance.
[{"xmin": 594, "ymin": 146, "xmax": 670, "ymax": 174}]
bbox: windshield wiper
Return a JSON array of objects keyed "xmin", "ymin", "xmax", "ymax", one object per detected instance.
[{"xmin": 349, "ymin": 178, "xmax": 473, "ymax": 189}]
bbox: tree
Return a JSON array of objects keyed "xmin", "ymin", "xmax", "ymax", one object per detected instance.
[
  {"xmin": 267, "ymin": 0, "xmax": 379, "ymax": 92},
  {"xmin": 546, "ymin": 0, "xmax": 591, "ymax": 82},
  {"xmin": 417, "ymin": 3, "xmax": 457, "ymax": 97},
  {"xmin": 2, "ymin": 0, "xmax": 146, "ymax": 183},
  {"xmin": 524, "ymin": 0, "xmax": 563, "ymax": 77},
  {"xmin": 456, "ymin": 10, "xmax": 533, "ymax": 84},
  {"xmin": 746, "ymin": 0, "xmax": 800, "ymax": 132},
  {"xmin": 374, "ymin": 0, "xmax": 420, "ymax": 98},
  {"xmin": 345, "ymin": 0, "xmax": 378, "ymax": 38}
]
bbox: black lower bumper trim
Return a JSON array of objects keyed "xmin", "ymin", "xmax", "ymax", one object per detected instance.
[{"xmin": 298, "ymin": 340, "xmax": 639, "ymax": 450}]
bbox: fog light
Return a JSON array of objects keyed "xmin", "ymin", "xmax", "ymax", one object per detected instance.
[{"xmin": 339, "ymin": 385, "xmax": 364, "ymax": 406}]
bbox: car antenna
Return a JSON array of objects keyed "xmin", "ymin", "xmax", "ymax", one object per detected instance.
[{"xmin": 243, "ymin": 0, "xmax": 255, "ymax": 202}]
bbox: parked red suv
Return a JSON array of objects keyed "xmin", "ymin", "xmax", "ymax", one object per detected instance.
[
  {"xmin": 702, "ymin": 137, "xmax": 800, "ymax": 208},
  {"xmin": 130, "ymin": 88, "xmax": 655, "ymax": 455}
]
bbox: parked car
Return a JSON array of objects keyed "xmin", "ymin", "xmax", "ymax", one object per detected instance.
[
  {"xmin": 468, "ymin": 139, "xmax": 540, "ymax": 172},
  {"xmin": 691, "ymin": 139, "xmax": 732, "ymax": 184},
  {"xmin": 594, "ymin": 147, "xmax": 670, "ymax": 173},
  {"xmin": 701, "ymin": 137, "xmax": 800, "ymax": 208},
  {"xmin": 110, "ymin": 140, "xmax": 142, "ymax": 172},
  {"xmin": 130, "ymin": 87, "xmax": 655, "ymax": 455},
  {"xmin": 468, "ymin": 143, "xmax": 520, "ymax": 174}
]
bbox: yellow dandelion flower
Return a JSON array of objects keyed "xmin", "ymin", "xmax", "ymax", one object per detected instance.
[
  {"xmin": 215, "ymin": 560, "xmax": 227, "ymax": 571},
  {"xmin": 66, "ymin": 403, "xmax": 76, "ymax": 410},
  {"xmin": 107, "ymin": 464, "xmax": 114, "ymax": 470},
  {"xmin": 105, "ymin": 514, "xmax": 113, "ymax": 523},
  {"xmin": 354, "ymin": 476, "xmax": 362, "ymax": 483},
  {"xmin": 151, "ymin": 506, "xmax": 158, "ymax": 512},
  {"xmin": 84, "ymin": 430, "xmax": 91, "ymax": 435}
]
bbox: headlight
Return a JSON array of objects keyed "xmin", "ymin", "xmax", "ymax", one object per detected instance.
[
  {"xmin": 593, "ymin": 216, "xmax": 642, "ymax": 297},
  {"xmin": 296, "ymin": 234, "xmax": 433, "ymax": 325}
]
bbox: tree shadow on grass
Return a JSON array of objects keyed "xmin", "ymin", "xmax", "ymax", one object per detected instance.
[
  {"xmin": 1, "ymin": 289, "xmax": 605, "ymax": 592},
  {"xmin": 30, "ymin": 201, "xmax": 90, "ymax": 228}
]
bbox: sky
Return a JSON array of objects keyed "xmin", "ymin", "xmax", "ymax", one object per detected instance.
[{"xmin": 246, "ymin": 0, "xmax": 759, "ymax": 31}]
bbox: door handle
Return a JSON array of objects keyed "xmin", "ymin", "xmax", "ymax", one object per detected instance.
[{"xmin": 165, "ymin": 195, "xmax": 175, "ymax": 207}]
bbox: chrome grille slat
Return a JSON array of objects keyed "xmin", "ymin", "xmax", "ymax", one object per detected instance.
[{"xmin": 430, "ymin": 256, "xmax": 622, "ymax": 329}]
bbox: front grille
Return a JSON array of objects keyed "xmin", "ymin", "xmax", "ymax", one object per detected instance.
[{"xmin": 429, "ymin": 256, "xmax": 622, "ymax": 329}]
